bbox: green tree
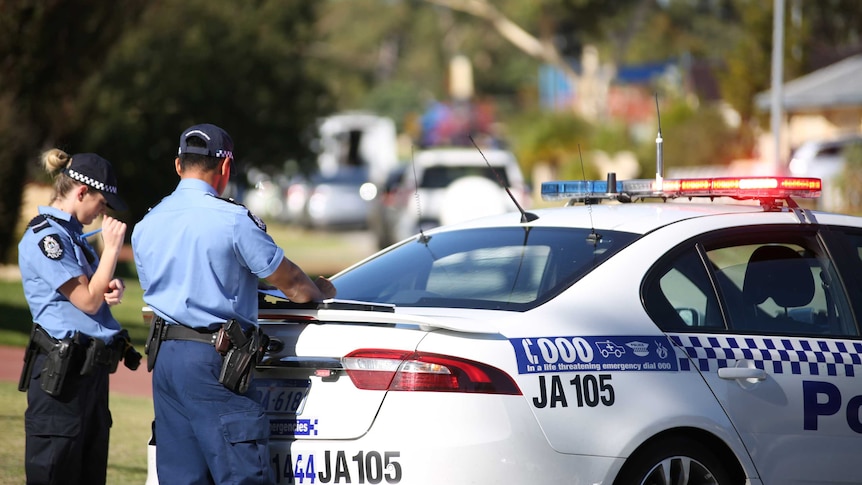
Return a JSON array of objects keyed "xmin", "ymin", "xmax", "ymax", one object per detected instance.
[
  {"xmin": 650, "ymin": 99, "xmax": 748, "ymax": 171},
  {"xmin": 0, "ymin": 0, "xmax": 147, "ymax": 262},
  {"xmin": 717, "ymin": 0, "xmax": 862, "ymax": 124},
  {"xmin": 507, "ymin": 111, "xmax": 595, "ymax": 180},
  {"xmin": 716, "ymin": 1, "xmax": 783, "ymax": 122},
  {"xmin": 72, "ymin": 0, "xmax": 334, "ymax": 224}
]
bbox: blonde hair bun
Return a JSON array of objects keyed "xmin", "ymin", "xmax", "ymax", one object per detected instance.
[{"xmin": 40, "ymin": 148, "xmax": 72, "ymax": 175}]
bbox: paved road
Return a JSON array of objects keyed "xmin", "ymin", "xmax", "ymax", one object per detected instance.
[{"xmin": 0, "ymin": 345, "xmax": 152, "ymax": 398}]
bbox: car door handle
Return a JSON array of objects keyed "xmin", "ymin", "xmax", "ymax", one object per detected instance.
[{"xmin": 717, "ymin": 367, "xmax": 767, "ymax": 381}]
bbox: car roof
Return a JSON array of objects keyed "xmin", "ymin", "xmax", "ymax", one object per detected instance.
[
  {"xmin": 423, "ymin": 200, "xmax": 799, "ymax": 235},
  {"xmin": 414, "ymin": 147, "xmax": 516, "ymax": 167},
  {"xmin": 794, "ymin": 134, "xmax": 862, "ymax": 152}
]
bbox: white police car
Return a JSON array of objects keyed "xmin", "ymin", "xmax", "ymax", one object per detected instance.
[
  {"xmin": 253, "ymin": 175, "xmax": 862, "ymax": 485},
  {"xmin": 150, "ymin": 174, "xmax": 862, "ymax": 484}
]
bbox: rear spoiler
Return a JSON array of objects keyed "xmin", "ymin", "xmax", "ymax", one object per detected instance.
[{"xmin": 258, "ymin": 290, "xmax": 499, "ymax": 335}]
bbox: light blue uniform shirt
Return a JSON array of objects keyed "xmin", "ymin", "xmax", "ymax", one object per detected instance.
[
  {"xmin": 131, "ymin": 178, "xmax": 284, "ymax": 330},
  {"xmin": 17, "ymin": 206, "xmax": 121, "ymax": 343}
]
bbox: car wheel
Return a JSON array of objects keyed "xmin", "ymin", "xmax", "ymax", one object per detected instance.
[{"xmin": 614, "ymin": 435, "xmax": 735, "ymax": 485}]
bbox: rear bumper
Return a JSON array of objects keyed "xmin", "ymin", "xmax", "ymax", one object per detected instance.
[{"xmin": 268, "ymin": 392, "xmax": 624, "ymax": 484}]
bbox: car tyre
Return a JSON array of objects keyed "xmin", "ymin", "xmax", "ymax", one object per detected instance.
[{"xmin": 614, "ymin": 435, "xmax": 736, "ymax": 485}]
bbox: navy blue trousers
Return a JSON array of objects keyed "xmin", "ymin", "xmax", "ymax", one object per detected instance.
[
  {"xmin": 25, "ymin": 353, "xmax": 111, "ymax": 485},
  {"xmin": 153, "ymin": 340, "xmax": 273, "ymax": 484}
]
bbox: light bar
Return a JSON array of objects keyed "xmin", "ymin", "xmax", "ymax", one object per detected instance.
[{"xmin": 541, "ymin": 176, "xmax": 821, "ymax": 202}]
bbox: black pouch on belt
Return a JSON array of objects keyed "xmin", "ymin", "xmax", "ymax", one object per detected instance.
[
  {"xmin": 81, "ymin": 338, "xmax": 115, "ymax": 376},
  {"xmin": 18, "ymin": 326, "xmax": 41, "ymax": 392}
]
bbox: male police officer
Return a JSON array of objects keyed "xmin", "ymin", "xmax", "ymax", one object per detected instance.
[{"xmin": 132, "ymin": 123, "xmax": 336, "ymax": 484}]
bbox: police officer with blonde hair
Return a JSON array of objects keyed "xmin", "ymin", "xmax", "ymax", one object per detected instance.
[
  {"xmin": 132, "ymin": 123, "xmax": 336, "ymax": 484},
  {"xmin": 18, "ymin": 149, "xmax": 141, "ymax": 485}
]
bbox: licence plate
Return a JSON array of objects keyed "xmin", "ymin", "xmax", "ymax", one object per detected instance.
[
  {"xmin": 252, "ymin": 378, "xmax": 311, "ymax": 415},
  {"xmin": 269, "ymin": 446, "xmax": 405, "ymax": 485}
]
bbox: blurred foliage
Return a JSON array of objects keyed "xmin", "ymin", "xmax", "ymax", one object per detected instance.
[
  {"xmin": 507, "ymin": 111, "xmax": 595, "ymax": 180},
  {"xmin": 70, "ymin": 0, "xmax": 334, "ymax": 225},
  {"xmin": 0, "ymin": 0, "xmax": 148, "ymax": 260},
  {"xmin": 717, "ymin": 1, "xmax": 792, "ymax": 122},
  {"xmin": 508, "ymin": 97, "xmax": 753, "ymax": 183},
  {"xmin": 648, "ymin": 98, "xmax": 752, "ymax": 171}
]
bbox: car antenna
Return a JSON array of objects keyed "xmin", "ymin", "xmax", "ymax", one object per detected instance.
[
  {"xmin": 469, "ymin": 136, "xmax": 538, "ymax": 223},
  {"xmin": 578, "ymin": 144, "xmax": 602, "ymax": 245},
  {"xmin": 654, "ymin": 93, "xmax": 664, "ymax": 193},
  {"xmin": 409, "ymin": 144, "xmax": 431, "ymax": 244}
]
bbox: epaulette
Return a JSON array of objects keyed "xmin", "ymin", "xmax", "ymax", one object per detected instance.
[
  {"xmin": 215, "ymin": 196, "xmax": 267, "ymax": 232},
  {"xmin": 27, "ymin": 214, "xmax": 54, "ymax": 233}
]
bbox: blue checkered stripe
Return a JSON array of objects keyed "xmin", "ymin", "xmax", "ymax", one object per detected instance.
[{"xmin": 669, "ymin": 334, "xmax": 862, "ymax": 377}]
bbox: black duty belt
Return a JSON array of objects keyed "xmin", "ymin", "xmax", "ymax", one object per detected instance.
[{"xmin": 163, "ymin": 324, "xmax": 218, "ymax": 346}]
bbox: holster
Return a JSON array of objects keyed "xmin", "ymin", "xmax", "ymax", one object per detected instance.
[
  {"xmin": 218, "ymin": 319, "xmax": 269, "ymax": 394},
  {"xmin": 145, "ymin": 316, "xmax": 168, "ymax": 372},
  {"xmin": 20, "ymin": 325, "xmax": 78, "ymax": 396},
  {"xmin": 41, "ymin": 339, "xmax": 75, "ymax": 396}
]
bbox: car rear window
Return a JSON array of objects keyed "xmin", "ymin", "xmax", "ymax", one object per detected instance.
[
  {"xmin": 420, "ymin": 166, "xmax": 511, "ymax": 188},
  {"xmin": 333, "ymin": 227, "xmax": 639, "ymax": 311}
]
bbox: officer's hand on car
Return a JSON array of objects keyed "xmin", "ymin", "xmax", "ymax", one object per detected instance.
[{"xmin": 315, "ymin": 276, "xmax": 337, "ymax": 299}]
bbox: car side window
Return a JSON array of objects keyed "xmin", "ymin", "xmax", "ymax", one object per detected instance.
[
  {"xmin": 645, "ymin": 235, "xmax": 858, "ymax": 337},
  {"xmin": 644, "ymin": 247, "xmax": 724, "ymax": 330},
  {"xmin": 708, "ymin": 243, "xmax": 853, "ymax": 335}
]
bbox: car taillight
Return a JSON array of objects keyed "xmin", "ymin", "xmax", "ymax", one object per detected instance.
[{"xmin": 342, "ymin": 349, "xmax": 521, "ymax": 395}]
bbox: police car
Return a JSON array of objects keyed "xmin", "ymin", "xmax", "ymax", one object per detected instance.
[{"xmin": 150, "ymin": 173, "xmax": 862, "ymax": 484}]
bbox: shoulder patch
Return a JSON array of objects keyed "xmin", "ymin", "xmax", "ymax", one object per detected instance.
[
  {"xmin": 214, "ymin": 196, "xmax": 267, "ymax": 232},
  {"xmin": 247, "ymin": 211, "xmax": 267, "ymax": 232},
  {"xmin": 38, "ymin": 235, "xmax": 64, "ymax": 260},
  {"xmin": 215, "ymin": 196, "xmax": 243, "ymax": 207}
]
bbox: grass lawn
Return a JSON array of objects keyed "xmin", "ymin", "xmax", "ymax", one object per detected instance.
[{"xmin": 0, "ymin": 381, "xmax": 152, "ymax": 484}]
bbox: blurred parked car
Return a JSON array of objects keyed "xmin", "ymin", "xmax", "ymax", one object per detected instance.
[
  {"xmin": 243, "ymin": 170, "xmax": 291, "ymax": 221},
  {"xmin": 368, "ymin": 147, "xmax": 530, "ymax": 248},
  {"xmin": 788, "ymin": 134, "xmax": 862, "ymax": 211},
  {"xmin": 289, "ymin": 166, "xmax": 377, "ymax": 230},
  {"xmin": 279, "ymin": 112, "xmax": 398, "ymax": 231}
]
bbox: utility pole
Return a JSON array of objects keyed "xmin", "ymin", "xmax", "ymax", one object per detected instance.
[{"xmin": 770, "ymin": 0, "xmax": 785, "ymax": 173}]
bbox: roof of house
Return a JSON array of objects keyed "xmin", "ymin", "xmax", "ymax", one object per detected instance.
[{"xmin": 755, "ymin": 54, "xmax": 862, "ymax": 111}]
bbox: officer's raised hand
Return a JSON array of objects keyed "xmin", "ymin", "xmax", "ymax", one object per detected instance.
[
  {"xmin": 100, "ymin": 215, "xmax": 127, "ymax": 255},
  {"xmin": 104, "ymin": 278, "xmax": 125, "ymax": 306}
]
